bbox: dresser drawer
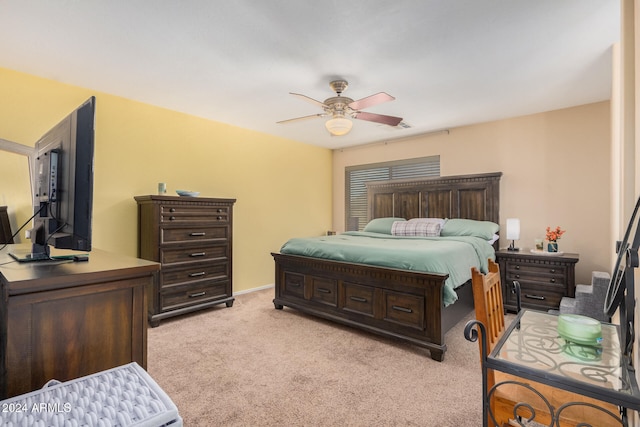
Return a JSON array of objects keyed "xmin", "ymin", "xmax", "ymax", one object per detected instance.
[
  {"xmin": 384, "ymin": 291, "xmax": 425, "ymax": 330},
  {"xmin": 342, "ymin": 282, "xmax": 375, "ymax": 317},
  {"xmin": 160, "ymin": 244, "xmax": 228, "ymax": 266},
  {"xmin": 160, "ymin": 204, "xmax": 230, "ymax": 224},
  {"xmin": 161, "ymin": 281, "xmax": 229, "ymax": 311},
  {"xmin": 161, "ymin": 225, "xmax": 229, "ymax": 244},
  {"xmin": 160, "ymin": 262, "xmax": 229, "ymax": 289}
]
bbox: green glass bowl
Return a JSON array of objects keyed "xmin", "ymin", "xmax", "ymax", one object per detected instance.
[{"xmin": 557, "ymin": 314, "xmax": 603, "ymax": 346}]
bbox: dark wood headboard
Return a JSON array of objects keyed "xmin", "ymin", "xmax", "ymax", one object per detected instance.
[{"xmin": 366, "ymin": 172, "xmax": 502, "ymax": 224}]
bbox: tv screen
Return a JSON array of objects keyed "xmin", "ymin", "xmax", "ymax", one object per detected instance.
[{"xmin": 10, "ymin": 97, "xmax": 95, "ymax": 262}]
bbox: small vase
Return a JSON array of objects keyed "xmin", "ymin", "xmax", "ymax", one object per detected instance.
[{"xmin": 547, "ymin": 242, "xmax": 558, "ymax": 253}]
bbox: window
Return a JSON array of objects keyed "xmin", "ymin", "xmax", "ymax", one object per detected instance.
[{"xmin": 345, "ymin": 156, "xmax": 440, "ymax": 231}]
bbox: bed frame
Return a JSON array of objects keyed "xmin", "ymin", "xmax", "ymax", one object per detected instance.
[{"xmin": 272, "ymin": 172, "xmax": 501, "ymax": 361}]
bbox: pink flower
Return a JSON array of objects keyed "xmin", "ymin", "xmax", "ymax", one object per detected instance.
[{"xmin": 545, "ymin": 226, "xmax": 565, "ymax": 242}]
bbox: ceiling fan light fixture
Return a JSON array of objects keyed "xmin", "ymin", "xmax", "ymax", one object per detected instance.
[{"xmin": 325, "ymin": 115, "xmax": 353, "ymax": 136}]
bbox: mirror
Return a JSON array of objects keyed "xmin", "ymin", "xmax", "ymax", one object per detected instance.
[
  {"xmin": 0, "ymin": 139, "xmax": 34, "ymax": 244},
  {"xmin": 604, "ymin": 194, "xmax": 639, "ymax": 356}
]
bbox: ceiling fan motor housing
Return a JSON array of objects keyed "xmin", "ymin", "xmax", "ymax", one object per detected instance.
[
  {"xmin": 329, "ymin": 80, "xmax": 349, "ymax": 95},
  {"xmin": 323, "ymin": 96, "xmax": 355, "ymax": 117}
]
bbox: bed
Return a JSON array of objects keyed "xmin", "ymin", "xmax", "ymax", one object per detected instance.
[{"xmin": 272, "ymin": 172, "xmax": 502, "ymax": 361}]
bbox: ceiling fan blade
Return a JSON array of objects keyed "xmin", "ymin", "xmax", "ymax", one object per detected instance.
[
  {"xmin": 277, "ymin": 113, "xmax": 326, "ymax": 124},
  {"xmin": 354, "ymin": 111, "xmax": 403, "ymax": 127},
  {"xmin": 349, "ymin": 92, "xmax": 395, "ymax": 110},
  {"xmin": 290, "ymin": 93, "xmax": 327, "ymax": 108}
]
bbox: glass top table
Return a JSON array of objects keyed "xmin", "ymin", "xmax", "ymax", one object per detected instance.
[{"xmin": 487, "ymin": 309, "xmax": 640, "ymax": 411}]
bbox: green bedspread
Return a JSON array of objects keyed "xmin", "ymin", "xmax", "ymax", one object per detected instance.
[{"xmin": 279, "ymin": 231, "xmax": 496, "ymax": 306}]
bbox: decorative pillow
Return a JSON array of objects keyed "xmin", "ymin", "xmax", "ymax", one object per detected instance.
[
  {"xmin": 407, "ymin": 217, "xmax": 448, "ymax": 228},
  {"xmin": 487, "ymin": 233, "xmax": 500, "ymax": 245},
  {"xmin": 362, "ymin": 217, "xmax": 406, "ymax": 234},
  {"xmin": 391, "ymin": 220, "xmax": 441, "ymax": 237},
  {"xmin": 440, "ymin": 218, "xmax": 500, "ymax": 240}
]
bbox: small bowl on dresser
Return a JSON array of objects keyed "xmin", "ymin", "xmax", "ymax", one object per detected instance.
[{"xmin": 176, "ymin": 190, "xmax": 200, "ymax": 197}]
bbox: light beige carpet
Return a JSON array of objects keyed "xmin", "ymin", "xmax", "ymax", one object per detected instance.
[{"xmin": 147, "ymin": 288, "xmax": 484, "ymax": 426}]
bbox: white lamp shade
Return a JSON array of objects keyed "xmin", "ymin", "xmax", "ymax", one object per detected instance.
[
  {"xmin": 325, "ymin": 116, "xmax": 353, "ymax": 136},
  {"xmin": 506, "ymin": 218, "xmax": 520, "ymax": 240}
]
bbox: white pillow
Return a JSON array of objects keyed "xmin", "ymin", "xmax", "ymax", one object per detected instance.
[{"xmin": 487, "ymin": 234, "xmax": 499, "ymax": 245}]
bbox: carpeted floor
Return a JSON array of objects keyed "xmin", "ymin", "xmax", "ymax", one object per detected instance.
[{"xmin": 147, "ymin": 288, "xmax": 485, "ymax": 426}]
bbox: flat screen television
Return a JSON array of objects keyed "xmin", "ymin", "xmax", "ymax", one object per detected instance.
[{"xmin": 10, "ymin": 97, "xmax": 95, "ymax": 262}]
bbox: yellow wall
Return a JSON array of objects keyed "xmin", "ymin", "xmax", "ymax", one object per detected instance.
[
  {"xmin": 333, "ymin": 102, "xmax": 612, "ymax": 285},
  {"xmin": 0, "ymin": 68, "xmax": 333, "ymax": 293}
]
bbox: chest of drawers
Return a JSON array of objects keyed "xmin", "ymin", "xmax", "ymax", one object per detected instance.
[
  {"xmin": 135, "ymin": 195, "xmax": 236, "ymax": 326},
  {"xmin": 495, "ymin": 249, "xmax": 579, "ymax": 312}
]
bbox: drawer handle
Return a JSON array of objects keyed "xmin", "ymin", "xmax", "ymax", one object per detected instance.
[
  {"xmin": 189, "ymin": 291, "xmax": 206, "ymax": 298},
  {"xmin": 550, "ymin": 269, "xmax": 556, "ymax": 273},
  {"xmin": 525, "ymin": 294, "xmax": 545, "ymax": 300},
  {"xmin": 550, "ymin": 278, "xmax": 556, "ymax": 283},
  {"xmin": 217, "ymin": 208, "xmax": 223, "ymax": 213},
  {"xmin": 515, "ymin": 274, "xmax": 520, "ymax": 279},
  {"xmin": 289, "ymin": 282, "xmax": 301, "ymax": 287},
  {"xmin": 170, "ymin": 208, "xmax": 176, "ymax": 213},
  {"xmin": 189, "ymin": 272, "xmax": 206, "ymax": 277},
  {"xmin": 217, "ymin": 216, "xmax": 223, "ymax": 220},
  {"xmin": 350, "ymin": 296, "xmax": 367, "ymax": 303},
  {"xmin": 190, "ymin": 232, "xmax": 206, "ymax": 237},
  {"xmin": 190, "ymin": 252, "xmax": 206, "ymax": 257},
  {"xmin": 169, "ymin": 216, "xmax": 176, "ymax": 221},
  {"xmin": 392, "ymin": 305, "xmax": 412, "ymax": 313},
  {"xmin": 515, "ymin": 265, "xmax": 520, "ymax": 270},
  {"xmin": 317, "ymin": 288, "xmax": 331, "ymax": 294}
]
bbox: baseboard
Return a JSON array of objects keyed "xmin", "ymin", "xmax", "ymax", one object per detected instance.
[{"xmin": 233, "ymin": 283, "xmax": 274, "ymax": 296}]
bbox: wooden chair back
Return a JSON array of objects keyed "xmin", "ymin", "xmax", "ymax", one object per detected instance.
[{"xmin": 471, "ymin": 259, "xmax": 506, "ymax": 353}]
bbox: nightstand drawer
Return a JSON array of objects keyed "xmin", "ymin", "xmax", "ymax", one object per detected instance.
[
  {"xmin": 504, "ymin": 281, "xmax": 564, "ymax": 310},
  {"xmin": 505, "ymin": 262, "xmax": 567, "ymax": 285},
  {"xmin": 505, "ymin": 268, "xmax": 567, "ymax": 286}
]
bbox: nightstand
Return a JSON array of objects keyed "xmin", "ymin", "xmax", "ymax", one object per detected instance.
[{"xmin": 495, "ymin": 249, "xmax": 579, "ymax": 312}]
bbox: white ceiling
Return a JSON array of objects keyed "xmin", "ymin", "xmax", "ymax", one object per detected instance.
[{"xmin": 0, "ymin": 1, "xmax": 620, "ymax": 149}]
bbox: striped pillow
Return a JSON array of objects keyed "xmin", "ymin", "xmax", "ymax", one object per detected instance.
[{"xmin": 391, "ymin": 220, "xmax": 441, "ymax": 237}]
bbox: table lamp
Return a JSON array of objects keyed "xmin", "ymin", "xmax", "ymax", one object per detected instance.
[{"xmin": 506, "ymin": 218, "xmax": 520, "ymax": 251}]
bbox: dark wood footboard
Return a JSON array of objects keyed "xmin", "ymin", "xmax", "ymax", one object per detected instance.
[{"xmin": 272, "ymin": 252, "xmax": 457, "ymax": 361}]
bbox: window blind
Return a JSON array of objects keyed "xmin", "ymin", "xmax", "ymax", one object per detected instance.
[{"xmin": 345, "ymin": 156, "xmax": 440, "ymax": 231}]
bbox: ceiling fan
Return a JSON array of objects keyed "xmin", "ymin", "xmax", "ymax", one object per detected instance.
[{"xmin": 277, "ymin": 80, "xmax": 403, "ymax": 136}]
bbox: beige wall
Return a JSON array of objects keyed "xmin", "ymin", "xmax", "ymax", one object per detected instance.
[
  {"xmin": 333, "ymin": 102, "xmax": 612, "ymax": 285},
  {"xmin": 0, "ymin": 68, "xmax": 333, "ymax": 293}
]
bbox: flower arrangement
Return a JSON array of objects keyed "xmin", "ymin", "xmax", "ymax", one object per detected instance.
[{"xmin": 545, "ymin": 226, "xmax": 565, "ymax": 242}]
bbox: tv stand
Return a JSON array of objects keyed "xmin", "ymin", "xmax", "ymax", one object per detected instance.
[
  {"xmin": 0, "ymin": 244, "xmax": 160, "ymax": 399},
  {"xmin": 8, "ymin": 248, "xmax": 50, "ymax": 262}
]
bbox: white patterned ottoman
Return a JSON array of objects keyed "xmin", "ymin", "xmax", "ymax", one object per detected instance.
[{"xmin": 0, "ymin": 362, "xmax": 182, "ymax": 426}]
